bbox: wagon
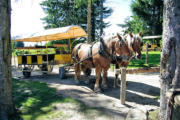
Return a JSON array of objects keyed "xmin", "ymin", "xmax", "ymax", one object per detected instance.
[{"xmin": 12, "ymin": 25, "xmax": 87, "ymax": 78}]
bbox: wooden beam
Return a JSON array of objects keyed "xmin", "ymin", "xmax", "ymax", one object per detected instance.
[
  {"xmin": 143, "ymin": 35, "xmax": 162, "ymax": 40},
  {"xmin": 145, "ymin": 42, "xmax": 148, "ymax": 64},
  {"xmin": 53, "ymin": 44, "xmax": 68, "ymax": 47},
  {"xmin": 120, "ymin": 67, "xmax": 126, "ymax": 104}
]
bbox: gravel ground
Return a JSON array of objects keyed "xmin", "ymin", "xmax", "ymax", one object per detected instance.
[{"xmin": 12, "ymin": 64, "xmax": 160, "ymax": 120}]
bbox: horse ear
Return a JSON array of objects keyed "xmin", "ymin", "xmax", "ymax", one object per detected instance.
[
  {"xmin": 129, "ymin": 32, "xmax": 133, "ymax": 38},
  {"xmin": 117, "ymin": 33, "xmax": 122, "ymax": 40},
  {"xmin": 138, "ymin": 32, "xmax": 142, "ymax": 37}
]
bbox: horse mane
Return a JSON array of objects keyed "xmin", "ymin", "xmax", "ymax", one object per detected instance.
[
  {"xmin": 103, "ymin": 35, "xmax": 119, "ymax": 44},
  {"xmin": 133, "ymin": 34, "xmax": 142, "ymax": 43}
]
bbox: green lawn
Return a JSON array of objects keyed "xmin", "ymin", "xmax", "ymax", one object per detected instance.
[
  {"xmin": 128, "ymin": 51, "xmax": 161, "ymax": 68},
  {"xmin": 12, "ymin": 79, "xmax": 106, "ymax": 120},
  {"xmin": 110, "ymin": 51, "xmax": 161, "ymax": 69}
]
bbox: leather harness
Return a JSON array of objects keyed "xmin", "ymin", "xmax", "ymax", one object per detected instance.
[{"xmin": 72, "ymin": 38, "xmax": 124, "ymax": 65}]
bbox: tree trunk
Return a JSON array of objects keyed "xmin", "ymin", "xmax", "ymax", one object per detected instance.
[
  {"xmin": 91, "ymin": 2, "xmax": 95, "ymax": 42},
  {"xmin": 87, "ymin": 0, "xmax": 91, "ymax": 43},
  {"xmin": 0, "ymin": 0, "xmax": 14, "ymax": 119},
  {"xmin": 100, "ymin": 0, "xmax": 103, "ymax": 36},
  {"xmin": 65, "ymin": 0, "xmax": 70, "ymax": 26},
  {"xmin": 160, "ymin": 0, "xmax": 180, "ymax": 120}
]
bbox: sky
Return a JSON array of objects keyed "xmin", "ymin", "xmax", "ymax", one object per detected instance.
[
  {"xmin": 11, "ymin": 0, "xmax": 132, "ymax": 37},
  {"xmin": 104, "ymin": 0, "xmax": 132, "ymax": 35}
]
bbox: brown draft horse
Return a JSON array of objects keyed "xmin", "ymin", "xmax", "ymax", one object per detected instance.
[
  {"xmin": 113, "ymin": 32, "xmax": 143, "ymax": 87},
  {"xmin": 72, "ymin": 33, "xmax": 131, "ymax": 92}
]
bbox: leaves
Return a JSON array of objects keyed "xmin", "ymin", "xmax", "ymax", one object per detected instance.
[
  {"xmin": 40, "ymin": 0, "xmax": 112, "ymax": 43},
  {"xmin": 120, "ymin": 0, "xmax": 163, "ymax": 35}
]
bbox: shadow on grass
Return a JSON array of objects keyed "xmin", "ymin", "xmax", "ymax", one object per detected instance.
[
  {"xmin": 29, "ymin": 73, "xmax": 160, "ymax": 107},
  {"xmin": 12, "ymin": 78, "xmax": 110, "ymax": 120},
  {"xmin": 15, "ymin": 69, "xmax": 160, "ymax": 120}
]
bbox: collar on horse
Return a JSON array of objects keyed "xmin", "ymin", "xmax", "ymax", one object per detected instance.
[
  {"xmin": 99, "ymin": 37, "xmax": 127, "ymax": 63},
  {"xmin": 99, "ymin": 37, "xmax": 114, "ymax": 59}
]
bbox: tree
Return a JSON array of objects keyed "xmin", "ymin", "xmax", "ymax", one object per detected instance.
[
  {"xmin": 41, "ymin": 0, "xmax": 112, "ymax": 42},
  {"xmin": 120, "ymin": 0, "xmax": 163, "ymax": 35},
  {"xmin": 90, "ymin": 0, "xmax": 112, "ymax": 40},
  {"xmin": 0, "ymin": 0, "xmax": 15, "ymax": 119},
  {"xmin": 87, "ymin": 0, "xmax": 91, "ymax": 43},
  {"xmin": 13, "ymin": 41, "xmax": 24, "ymax": 49},
  {"xmin": 99, "ymin": 0, "xmax": 103, "ymax": 36},
  {"xmin": 160, "ymin": 0, "xmax": 180, "ymax": 120},
  {"xmin": 118, "ymin": 15, "xmax": 147, "ymax": 34}
]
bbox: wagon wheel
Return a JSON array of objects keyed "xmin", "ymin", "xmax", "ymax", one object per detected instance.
[
  {"xmin": 22, "ymin": 67, "xmax": 31, "ymax": 78},
  {"xmin": 41, "ymin": 64, "xmax": 48, "ymax": 71},
  {"xmin": 59, "ymin": 67, "xmax": 66, "ymax": 79}
]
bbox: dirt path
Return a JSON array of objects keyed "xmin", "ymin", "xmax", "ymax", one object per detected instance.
[{"xmin": 12, "ymin": 66, "xmax": 160, "ymax": 119}]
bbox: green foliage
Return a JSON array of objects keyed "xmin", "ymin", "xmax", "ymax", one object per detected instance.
[
  {"xmin": 40, "ymin": 0, "xmax": 112, "ymax": 42},
  {"xmin": 13, "ymin": 48, "xmax": 56, "ymax": 56},
  {"xmin": 120, "ymin": 0, "xmax": 163, "ymax": 35},
  {"xmin": 118, "ymin": 15, "xmax": 147, "ymax": 34},
  {"xmin": 13, "ymin": 42, "xmax": 24, "ymax": 49}
]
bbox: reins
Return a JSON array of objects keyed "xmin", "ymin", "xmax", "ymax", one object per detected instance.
[
  {"xmin": 99, "ymin": 37, "xmax": 116, "ymax": 60},
  {"xmin": 72, "ymin": 51, "xmax": 99, "ymax": 65},
  {"xmin": 72, "ymin": 35, "xmax": 129, "ymax": 66},
  {"xmin": 72, "ymin": 42, "xmax": 99, "ymax": 65}
]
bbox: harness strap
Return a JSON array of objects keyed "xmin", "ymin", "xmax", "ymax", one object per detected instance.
[
  {"xmin": 110, "ymin": 41, "xmax": 116, "ymax": 61},
  {"xmin": 99, "ymin": 38, "xmax": 111, "ymax": 59},
  {"xmin": 73, "ymin": 52, "xmax": 99, "ymax": 65},
  {"xmin": 72, "ymin": 43, "xmax": 98, "ymax": 65},
  {"xmin": 72, "ymin": 44, "xmax": 82, "ymax": 63},
  {"xmin": 88, "ymin": 43, "xmax": 94, "ymax": 61}
]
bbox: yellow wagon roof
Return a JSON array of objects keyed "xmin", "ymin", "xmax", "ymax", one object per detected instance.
[{"xmin": 13, "ymin": 25, "xmax": 87, "ymax": 42}]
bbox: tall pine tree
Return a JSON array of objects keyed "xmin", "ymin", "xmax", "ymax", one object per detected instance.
[
  {"xmin": 40, "ymin": 0, "xmax": 112, "ymax": 42},
  {"xmin": 119, "ymin": 0, "xmax": 163, "ymax": 36}
]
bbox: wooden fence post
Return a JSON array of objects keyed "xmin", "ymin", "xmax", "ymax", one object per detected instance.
[
  {"xmin": 120, "ymin": 67, "xmax": 126, "ymax": 104},
  {"xmin": 145, "ymin": 42, "xmax": 148, "ymax": 64}
]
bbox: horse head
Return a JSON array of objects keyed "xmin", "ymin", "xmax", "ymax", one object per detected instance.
[
  {"xmin": 125, "ymin": 32, "xmax": 143, "ymax": 59},
  {"xmin": 113, "ymin": 33, "xmax": 132, "ymax": 62}
]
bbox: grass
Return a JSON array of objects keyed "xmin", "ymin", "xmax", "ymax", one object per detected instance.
[
  {"xmin": 12, "ymin": 78, "xmax": 106, "ymax": 120},
  {"xmin": 128, "ymin": 51, "xmax": 161, "ymax": 68},
  {"xmin": 111, "ymin": 51, "xmax": 161, "ymax": 69}
]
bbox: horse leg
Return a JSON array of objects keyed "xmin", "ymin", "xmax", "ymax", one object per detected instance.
[
  {"xmin": 102, "ymin": 68, "xmax": 108, "ymax": 89},
  {"xmin": 74, "ymin": 63, "xmax": 81, "ymax": 83},
  {"xmin": 94, "ymin": 66, "xmax": 102, "ymax": 92},
  {"xmin": 113, "ymin": 69, "xmax": 121, "ymax": 88},
  {"xmin": 113, "ymin": 64, "xmax": 121, "ymax": 88},
  {"xmin": 81, "ymin": 63, "xmax": 91, "ymax": 84}
]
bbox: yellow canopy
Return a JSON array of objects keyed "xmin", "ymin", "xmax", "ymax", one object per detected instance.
[{"xmin": 13, "ymin": 25, "xmax": 87, "ymax": 42}]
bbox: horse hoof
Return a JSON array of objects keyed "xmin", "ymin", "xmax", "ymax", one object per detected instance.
[{"xmin": 94, "ymin": 88, "xmax": 101, "ymax": 93}]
